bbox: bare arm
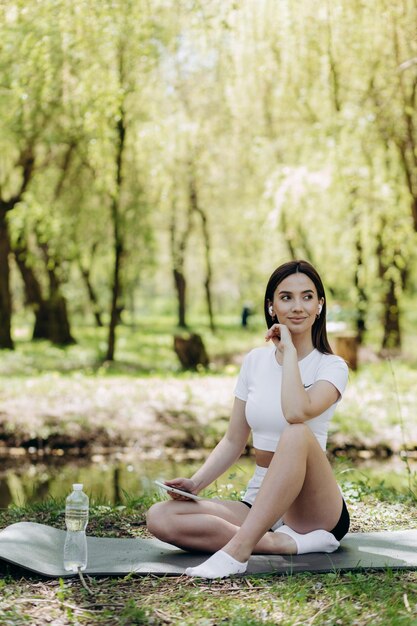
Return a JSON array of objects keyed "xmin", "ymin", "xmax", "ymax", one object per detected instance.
[
  {"xmin": 165, "ymin": 397, "xmax": 250, "ymax": 495},
  {"xmin": 266, "ymin": 324, "xmax": 340, "ymax": 423},
  {"xmin": 281, "ymin": 343, "xmax": 339, "ymax": 422}
]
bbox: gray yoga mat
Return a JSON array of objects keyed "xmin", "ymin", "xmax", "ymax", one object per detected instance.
[{"xmin": 0, "ymin": 522, "xmax": 417, "ymax": 578}]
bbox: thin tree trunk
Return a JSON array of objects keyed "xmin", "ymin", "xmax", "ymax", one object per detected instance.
[
  {"xmin": 190, "ymin": 178, "xmax": 215, "ymax": 332},
  {"xmin": 352, "ymin": 208, "xmax": 367, "ymax": 345},
  {"xmin": 0, "ymin": 209, "xmax": 13, "ymax": 349},
  {"xmin": 106, "ymin": 54, "xmax": 126, "ymax": 361},
  {"xmin": 169, "ymin": 191, "xmax": 193, "ymax": 329},
  {"xmin": 204, "ymin": 275, "xmax": 215, "ymax": 333},
  {"xmin": 79, "ymin": 261, "xmax": 103, "ymax": 327},
  {"xmin": 376, "ymin": 220, "xmax": 403, "ymax": 352},
  {"xmin": 173, "ymin": 268, "xmax": 187, "ymax": 328},
  {"xmin": 106, "ymin": 221, "xmax": 123, "ymax": 360},
  {"xmin": 354, "ymin": 238, "xmax": 367, "ymax": 345},
  {"xmin": 381, "ymin": 278, "xmax": 401, "ymax": 350}
]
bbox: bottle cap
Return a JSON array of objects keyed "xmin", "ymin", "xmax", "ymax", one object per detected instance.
[{"xmin": 72, "ymin": 483, "xmax": 83, "ymax": 490}]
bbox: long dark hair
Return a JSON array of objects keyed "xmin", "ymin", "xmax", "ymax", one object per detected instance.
[{"xmin": 264, "ymin": 260, "xmax": 333, "ymax": 354}]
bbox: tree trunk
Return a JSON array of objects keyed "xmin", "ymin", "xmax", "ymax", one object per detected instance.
[
  {"xmin": 173, "ymin": 268, "xmax": 187, "ymax": 329},
  {"xmin": 32, "ymin": 302, "xmax": 55, "ymax": 340},
  {"xmin": 204, "ymin": 275, "xmax": 215, "ymax": 333},
  {"xmin": 169, "ymin": 190, "xmax": 193, "ymax": 329},
  {"xmin": 35, "ymin": 240, "xmax": 75, "ymax": 345},
  {"xmin": 0, "ymin": 209, "xmax": 14, "ymax": 349},
  {"xmin": 15, "ymin": 237, "xmax": 75, "ymax": 344},
  {"xmin": 106, "ymin": 233, "xmax": 123, "ymax": 360},
  {"xmin": 376, "ymin": 219, "xmax": 403, "ymax": 352},
  {"xmin": 13, "ymin": 241, "xmax": 50, "ymax": 340},
  {"xmin": 46, "ymin": 265, "xmax": 75, "ymax": 345},
  {"xmin": 189, "ymin": 175, "xmax": 215, "ymax": 332},
  {"xmin": 381, "ymin": 278, "xmax": 401, "ymax": 351},
  {"xmin": 79, "ymin": 262, "xmax": 103, "ymax": 327},
  {"xmin": 353, "ymin": 220, "xmax": 367, "ymax": 345},
  {"xmin": 48, "ymin": 297, "xmax": 75, "ymax": 345},
  {"xmin": 106, "ymin": 53, "xmax": 126, "ymax": 361}
]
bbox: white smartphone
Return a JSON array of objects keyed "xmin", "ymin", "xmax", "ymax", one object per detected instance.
[{"xmin": 154, "ymin": 480, "xmax": 203, "ymax": 501}]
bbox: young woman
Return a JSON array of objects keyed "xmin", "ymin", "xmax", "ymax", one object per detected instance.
[{"xmin": 146, "ymin": 260, "xmax": 350, "ymax": 579}]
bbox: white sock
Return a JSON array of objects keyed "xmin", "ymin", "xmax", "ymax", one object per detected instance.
[
  {"xmin": 275, "ymin": 525, "xmax": 340, "ymax": 554},
  {"xmin": 184, "ymin": 550, "xmax": 248, "ymax": 579}
]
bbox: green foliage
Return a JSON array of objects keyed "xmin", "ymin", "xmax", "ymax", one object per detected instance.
[
  {"xmin": 1, "ymin": 0, "xmax": 417, "ymax": 353},
  {"xmin": 119, "ymin": 600, "xmax": 150, "ymax": 626}
]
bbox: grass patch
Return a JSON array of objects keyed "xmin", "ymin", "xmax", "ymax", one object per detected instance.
[
  {"xmin": 0, "ymin": 486, "xmax": 416, "ymax": 625},
  {"xmin": 1, "ymin": 319, "xmax": 417, "ymax": 623},
  {"xmin": 4, "ymin": 317, "xmax": 265, "ymax": 377},
  {"xmin": 331, "ymin": 360, "xmax": 417, "ymax": 450},
  {"xmin": 1, "ymin": 570, "xmax": 415, "ymax": 625}
]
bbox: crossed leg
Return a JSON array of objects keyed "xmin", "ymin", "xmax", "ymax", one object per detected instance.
[
  {"xmin": 147, "ymin": 486, "xmax": 297, "ymax": 555},
  {"xmin": 146, "ymin": 424, "xmax": 344, "ymax": 576}
]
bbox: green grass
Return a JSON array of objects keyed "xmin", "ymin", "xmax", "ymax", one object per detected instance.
[
  {"xmin": 0, "ymin": 485, "xmax": 416, "ymax": 626},
  {"xmin": 1, "ymin": 319, "xmax": 417, "ymax": 623},
  {"xmin": 329, "ymin": 359, "xmax": 417, "ymax": 450},
  {"xmin": 1, "ymin": 570, "xmax": 413, "ymax": 626},
  {"xmin": 4, "ymin": 316, "xmax": 265, "ymax": 377}
]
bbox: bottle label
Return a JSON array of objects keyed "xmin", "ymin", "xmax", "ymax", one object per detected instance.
[{"xmin": 65, "ymin": 510, "xmax": 89, "ymax": 532}]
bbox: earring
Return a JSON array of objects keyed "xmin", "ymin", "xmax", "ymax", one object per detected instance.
[{"xmin": 268, "ymin": 306, "xmax": 274, "ymax": 316}]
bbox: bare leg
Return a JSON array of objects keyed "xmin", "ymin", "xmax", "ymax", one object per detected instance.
[
  {"xmin": 146, "ymin": 499, "xmax": 248, "ymax": 551},
  {"xmin": 212, "ymin": 423, "xmax": 343, "ymax": 563},
  {"xmin": 146, "ymin": 499, "xmax": 296, "ymax": 554},
  {"xmin": 184, "ymin": 424, "xmax": 344, "ymax": 576}
]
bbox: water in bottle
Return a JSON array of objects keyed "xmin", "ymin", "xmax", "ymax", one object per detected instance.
[{"xmin": 63, "ymin": 483, "xmax": 89, "ymax": 572}]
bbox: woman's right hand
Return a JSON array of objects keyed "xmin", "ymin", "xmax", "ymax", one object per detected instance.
[
  {"xmin": 164, "ymin": 477, "xmax": 198, "ymax": 500},
  {"xmin": 265, "ymin": 323, "xmax": 294, "ymax": 353}
]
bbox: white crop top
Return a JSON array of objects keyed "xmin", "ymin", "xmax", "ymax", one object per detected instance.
[{"xmin": 234, "ymin": 346, "xmax": 348, "ymax": 451}]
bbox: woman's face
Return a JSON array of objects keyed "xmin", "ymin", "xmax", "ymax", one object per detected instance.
[{"xmin": 271, "ymin": 272, "xmax": 323, "ymax": 334}]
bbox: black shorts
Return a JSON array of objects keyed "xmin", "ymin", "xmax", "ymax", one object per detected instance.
[
  {"xmin": 330, "ymin": 498, "xmax": 350, "ymax": 541},
  {"xmin": 241, "ymin": 498, "xmax": 350, "ymax": 541}
]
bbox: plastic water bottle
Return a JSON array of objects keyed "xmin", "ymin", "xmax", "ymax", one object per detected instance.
[{"xmin": 63, "ymin": 483, "xmax": 89, "ymax": 572}]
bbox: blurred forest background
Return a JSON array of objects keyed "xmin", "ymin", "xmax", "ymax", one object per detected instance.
[
  {"xmin": 1, "ymin": 5, "xmax": 417, "ymax": 623},
  {"xmin": 1, "ymin": 0, "xmax": 417, "ymax": 495},
  {"xmin": 1, "ymin": 0, "xmax": 417, "ymax": 361}
]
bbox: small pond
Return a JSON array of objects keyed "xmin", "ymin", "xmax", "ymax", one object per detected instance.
[{"xmin": 0, "ymin": 449, "xmax": 415, "ymax": 509}]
